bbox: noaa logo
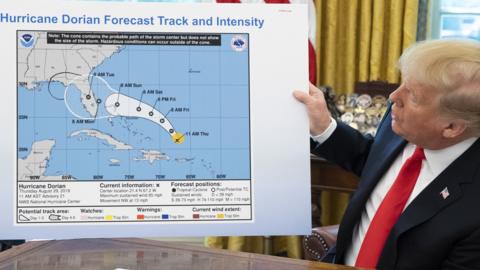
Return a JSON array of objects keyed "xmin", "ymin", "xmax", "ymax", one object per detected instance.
[
  {"xmin": 230, "ymin": 35, "xmax": 247, "ymax": 52},
  {"xmin": 20, "ymin": 34, "xmax": 35, "ymax": 48}
]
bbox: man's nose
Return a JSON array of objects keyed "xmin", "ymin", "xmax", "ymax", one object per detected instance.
[{"xmin": 389, "ymin": 86, "xmax": 403, "ymax": 107}]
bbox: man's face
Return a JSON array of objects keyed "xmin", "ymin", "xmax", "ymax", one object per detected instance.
[{"xmin": 389, "ymin": 79, "xmax": 449, "ymax": 149}]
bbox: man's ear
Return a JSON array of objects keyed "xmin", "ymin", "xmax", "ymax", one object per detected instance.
[{"xmin": 442, "ymin": 119, "xmax": 468, "ymax": 139}]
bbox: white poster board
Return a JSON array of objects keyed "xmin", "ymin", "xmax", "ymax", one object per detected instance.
[{"xmin": 0, "ymin": 0, "xmax": 311, "ymax": 239}]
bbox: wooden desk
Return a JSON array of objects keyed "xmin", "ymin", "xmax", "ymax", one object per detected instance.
[
  {"xmin": 310, "ymin": 157, "xmax": 359, "ymax": 227},
  {"xmin": 0, "ymin": 238, "xmax": 358, "ymax": 270}
]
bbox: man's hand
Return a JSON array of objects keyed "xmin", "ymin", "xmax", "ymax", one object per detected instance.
[{"xmin": 293, "ymin": 83, "xmax": 332, "ymax": 136}]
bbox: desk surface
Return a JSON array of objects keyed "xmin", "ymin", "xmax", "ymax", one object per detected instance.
[{"xmin": 0, "ymin": 238, "xmax": 359, "ymax": 270}]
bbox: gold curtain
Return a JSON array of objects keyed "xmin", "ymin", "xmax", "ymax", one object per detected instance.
[
  {"xmin": 316, "ymin": 0, "xmax": 418, "ymax": 226},
  {"xmin": 316, "ymin": 0, "xmax": 418, "ymax": 94},
  {"xmin": 205, "ymin": 0, "xmax": 419, "ymax": 257},
  {"xmin": 205, "ymin": 236, "xmax": 303, "ymax": 258}
]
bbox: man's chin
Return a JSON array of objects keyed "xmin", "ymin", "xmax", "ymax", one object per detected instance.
[{"xmin": 391, "ymin": 122, "xmax": 403, "ymax": 136}]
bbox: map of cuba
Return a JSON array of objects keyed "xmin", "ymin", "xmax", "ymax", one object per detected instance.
[{"xmin": 17, "ymin": 31, "xmax": 251, "ymax": 181}]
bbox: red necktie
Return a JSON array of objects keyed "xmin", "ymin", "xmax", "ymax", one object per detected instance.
[{"xmin": 355, "ymin": 147, "xmax": 425, "ymax": 268}]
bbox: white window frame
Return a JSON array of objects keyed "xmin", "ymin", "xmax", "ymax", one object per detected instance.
[{"xmin": 429, "ymin": 0, "xmax": 480, "ymax": 39}]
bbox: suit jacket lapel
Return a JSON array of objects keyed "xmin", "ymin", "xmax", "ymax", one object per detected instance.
[
  {"xmin": 336, "ymin": 112, "xmax": 407, "ymax": 262},
  {"xmin": 378, "ymin": 138, "xmax": 480, "ymax": 268},
  {"xmin": 353, "ymin": 109, "xmax": 407, "ymax": 210}
]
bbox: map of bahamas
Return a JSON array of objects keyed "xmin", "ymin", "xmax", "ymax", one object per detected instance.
[{"xmin": 17, "ymin": 31, "xmax": 251, "ymax": 181}]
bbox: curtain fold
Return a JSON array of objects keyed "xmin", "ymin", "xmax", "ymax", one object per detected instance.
[{"xmin": 318, "ymin": 0, "xmax": 418, "ymax": 94}]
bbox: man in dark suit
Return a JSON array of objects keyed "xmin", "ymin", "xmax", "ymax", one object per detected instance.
[{"xmin": 294, "ymin": 39, "xmax": 480, "ymax": 269}]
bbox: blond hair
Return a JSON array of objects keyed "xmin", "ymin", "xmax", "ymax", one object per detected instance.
[{"xmin": 398, "ymin": 39, "xmax": 480, "ymax": 135}]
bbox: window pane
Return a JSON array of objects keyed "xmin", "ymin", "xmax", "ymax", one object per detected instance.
[
  {"xmin": 440, "ymin": 14, "xmax": 480, "ymax": 40},
  {"xmin": 441, "ymin": 0, "xmax": 480, "ymax": 13}
]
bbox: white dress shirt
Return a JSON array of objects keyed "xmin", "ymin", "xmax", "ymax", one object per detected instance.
[{"xmin": 312, "ymin": 119, "xmax": 478, "ymax": 266}]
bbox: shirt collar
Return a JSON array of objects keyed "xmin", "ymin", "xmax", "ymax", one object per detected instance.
[{"xmin": 423, "ymin": 137, "xmax": 478, "ymax": 176}]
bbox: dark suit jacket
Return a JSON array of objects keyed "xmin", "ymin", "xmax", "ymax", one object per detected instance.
[{"xmin": 312, "ymin": 107, "xmax": 480, "ymax": 270}]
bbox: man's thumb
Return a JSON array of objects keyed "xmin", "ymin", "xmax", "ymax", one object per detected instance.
[{"xmin": 293, "ymin": 90, "xmax": 310, "ymax": 104}]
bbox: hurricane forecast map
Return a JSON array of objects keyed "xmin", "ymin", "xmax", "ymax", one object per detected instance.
[{"xmin": 16, "ymin": 31, "xmax": 252, "ymax": 223}]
